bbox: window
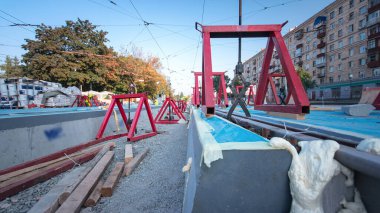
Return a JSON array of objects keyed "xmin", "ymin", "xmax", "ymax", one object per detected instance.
[
  {"xmin": 330, "ymin": 44, "xmax": 335, "ymax": 51},
  {"xmin": 359, "ymin": 6, "xmax": 367, "ymax": 15},
  {"xmin": 368, "ymin": 39, "xmax": 376, "ymax": 49},
  {"xmin": 373, "ymin": 68, "xmax": 380, "ymax": 77},
  {"xmin": 349, "ymin": 48, "xmax": 355, "ymax": 56},
  {"xmin": 369, "ymin": 25, "xmax": 380, "ymax": 36},
  {"xmin": 350, "ymin": 0, "xmax": 354, "ymax": 8},
  {"xmin": 359, "ymin": 71, "xmax": 365, "ymax": 79},
  {"xmin": 329, "ymin": 77, "xmax": 334, "ymax": 83},
  {"xmin": 329, "ymin": 33, "xmax": 335, "ymax": 41},
  {"xmin": 338, "ymin": 64, "xmax": 343, "ymax": 71},
  {"xmin": 338, "ymin": 40, "xmax": 344, "ymax": 48},
  {"xmin": 369, "ymin": 54, "xmax": 377, "ymax": 62},
  {"xmin": 321, "ymin": 47, "xmax": 326, "ymax": 53},
  {"xmin": 338, "ymin": 29, "xmax": 343, "ymax": 37},
  {"xmin": 306, "ymin": 54, "xmax": 311, "ymax": 60},
  {"xmin": 348, "ymin": 36, "xmax": 354, "ymax": 44},
  {"xmin": 349, "ymin": 12, "xmax": 354, "ymax": 20},
  {"xmin": 368, "ymin": 10, "xmax": 380, "ymax": 25},
  {"xmin": 359, "ymin": 58, "xmax": 366, "ymax": 65},
  {"xmin": 360, "ymin": 32, "xmax": 366, "ymax": 40},
  {"xmin": 329, "ymin": 66, "xmax": 335, "ymax": 73},
  {"xmin": 330, "ymin": 11, "xmax": 335, "ymax": 19},
  {"xmin": 338, "ymin": 18, "xmax": 344, "ymax": 25},
  {"xmin": 313, "ymin": 41, "xmax": 317, "ymax": 48},
  {"xmin": 338, "ymin": 75, "xmax": 342, "ymax": 82},
  {"xmin": 360, "ymin": 45, "xmax": 366, "ymax": 53},
  {"xmin": 349, "ymin": 61, "xmax": 354, "ymax": 68},
  {"xmin": 306, "ymin": 45, "xmax": 310, "ymax": 51},
  {"xmin": 330, "ymin": 22, "xmax": 335, "ymax": 30},
  {"xmin": 313, "ymin": 51, "xmax": 317, "ymax": 58},
  {"xmin": 329, "ymin": 54, "xmax": 335, "ymax": 62},
  {"xmin": 338, "ymin": 53, "xmax": 342, "ymax": 59},
  {"xmin": 359, "ymin": 19, "xmax": 366, "ymax": 28},
  {"xmin": 338, "ymin": 6, "xmax": 343, "ymax": 14},
  {"xmin": 348, "ymin": 24, "xmax": 354, "ymax": 32}
]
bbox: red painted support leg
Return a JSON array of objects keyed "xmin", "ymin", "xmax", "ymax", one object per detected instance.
[
  {"xmin": 155, "ymin": 98, "xmax": 186, "ymax": 124},
  {"xmin": 202, "ymin": 31, "xmax": 215, "ymax": 115},
  {"xmin": 374, "ymin": 90, "xmax": 380, "ymax": 110}
]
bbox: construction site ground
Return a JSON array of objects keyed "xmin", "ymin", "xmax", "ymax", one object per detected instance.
[{"xmin": 0, "ymin": 109, "xmax": 188, "ymax": 213}]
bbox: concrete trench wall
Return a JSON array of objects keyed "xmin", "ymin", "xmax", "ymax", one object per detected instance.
[
  {"xmin": 183, "ymin": 110, "xmax": 351, "ymax": 213},
  {"xmin": 0, "ymin": 110, "xmax": 126, "ymax": 170}
]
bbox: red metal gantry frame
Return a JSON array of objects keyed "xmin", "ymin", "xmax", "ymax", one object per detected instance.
[
  {"xmin": 236, "ymin": 85, "xmax": 255, "ymax": 106},
  {"xmin": 96, "ymin": 93, "xmax": 157, "ymax": 142},
  {"xmin": 193, "ymin": 71, "xmax": 228, "ymax": 108},
  {"xmin": 196, "ymin": 22, "xmax": 310, "ymax": 115},
  {"xmin": 155, "ymin": 97, "xmax": 186, "ymax": 124},
  {"xmin": 177, "ymin": 100, "xmax": 187, "ymax": 112}
]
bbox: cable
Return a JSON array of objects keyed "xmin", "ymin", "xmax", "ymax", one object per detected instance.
[
  {"xmin": 0, "ymin": 43, "xmax": 19, "ymax": 47},
  {"xmin": 87, "ymin": 0, "xmax": 140, "ymax": 22},
  {"xmin": 128, "ymin": 0, "xmax": 168, "ymax": 66},
  {"xmin": 0, "ymin": 15, "xmax": 33, "ymax": 33}
]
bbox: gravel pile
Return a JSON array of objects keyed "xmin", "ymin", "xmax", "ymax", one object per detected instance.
[{"xmin": 0, "ymin": 108, "xmax": 188, "ymax": 213}]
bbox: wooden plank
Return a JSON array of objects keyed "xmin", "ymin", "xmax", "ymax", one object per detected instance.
[
  {"xmin": 0, "ymin": 144, "xmax": 104, "ymax": 183},
  {"xmin": 0, "ymin": 135, "xmax": 116, "ymax": 176},
  {"xmin": 0, "ymin": 149, "xmax": 99, "ymax": 201},
  {"xmin": 267, "ymin": 111, "xmax": 305, "ymax": 120},
  {"xmin": 84, "ymin": 181, "xmax": 103, "ymax": 207},
  {"xmin": 101, "ymin": 162, "xmax": 124, "ymax": 197},
  {"xmin": 58, "ymin": 142, "xmax": 115, "ymax": 204},
  {"xmin": 28, "ymin": 142, "xmax": 114, "ymax": 213},
  {"xmin": 124, "ymin": 144, "xmax": 133, "ymax": 164},
  {"xmin": 125, "ymin": 148, "xmax": 149, "ymax": 176},
  {"xmin": 56, "ymin": 151, "xmax": 114, "ymax": 213}
]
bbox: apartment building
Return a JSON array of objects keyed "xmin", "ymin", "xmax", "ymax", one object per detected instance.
[{"xmin": 243, "ymin": 0, "xmax": 380, "ymax": 101}]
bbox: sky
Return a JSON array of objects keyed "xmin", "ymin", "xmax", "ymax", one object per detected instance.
[{"xmin": 0, "ymin": 0, "xmax": 334, "ymax": 95}]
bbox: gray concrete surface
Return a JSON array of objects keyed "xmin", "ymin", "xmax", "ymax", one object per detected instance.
[
  {"xmin": 0, "ymin": 109, "xmax": 188, "ymax": 213},
  {"xmin": 341, "ymin": 104, "xmax": 375, "ymax": 117}
]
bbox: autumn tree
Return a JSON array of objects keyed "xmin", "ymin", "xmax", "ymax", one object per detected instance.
[{"xmin": 22, "ymin": 19, "xmax": 115, "ymax": 91}]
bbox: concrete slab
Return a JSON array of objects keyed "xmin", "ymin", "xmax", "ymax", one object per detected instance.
[{"xmin": 341, "ymin": 104, "xmax": 375, "ymax": 117}]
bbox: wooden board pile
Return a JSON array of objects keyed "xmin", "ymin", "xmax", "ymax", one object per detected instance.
[{"xmin": 25, "ymin": 143, "xmax": 150, "ymax": 213}]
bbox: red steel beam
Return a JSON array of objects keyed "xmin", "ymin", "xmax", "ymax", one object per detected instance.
[{"xmin": 202, "ymin": 31, "xmax": 215, "ymax": 114}]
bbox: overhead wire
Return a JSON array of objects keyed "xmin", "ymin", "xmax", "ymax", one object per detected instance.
[
  {"xmin": 128, "ymin": 0, "xmax": 170, "ymax": 70},
  {"xmin": 192, "ymin": 0, "xmax": 206, "ymax": 71},
  {"xmin": 0, "ymin": 14, "xmax": 33, "ymax": 33}
]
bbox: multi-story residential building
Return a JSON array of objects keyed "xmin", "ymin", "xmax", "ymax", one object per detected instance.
[{"xmin": 243, "ymin": 0, "xmax": 380, "ymax": 101}]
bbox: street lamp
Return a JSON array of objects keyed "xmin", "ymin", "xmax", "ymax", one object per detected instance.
[{"xmin": 349, "ymin": 73, "xmax": 353, "ymax": 100}]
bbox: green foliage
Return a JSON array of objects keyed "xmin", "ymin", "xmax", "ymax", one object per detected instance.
[
  {"xmin": 213, "ymin": 74, "xmax": 230, "ymax": 92},
  {"xmin": 15, "ymin": 18, "xmax": 170, "ymax": 98},
  {"xmin": 0, "ymin": 56, "xmax": 24, "ymax": 78},
  {"xmin": 22, "ymin": 19, "xmax": 114, "ymax": 91},
  {"xmin": 296, "ymin": 67, "xmax": 316, "ymax": 90}
]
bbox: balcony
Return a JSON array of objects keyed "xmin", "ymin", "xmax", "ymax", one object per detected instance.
[
  {"xmin": 317, "ymin": 42, "xmax": 326, "ymax": 49},
  {"xmin": 317, "ymin": 28, "xmax": 326, "ymax": 39},
  {"xmin": 368, "ymin": 60, "xmax": 380, "ymax": 68},
  {"xmin": 295, "ymin": 29, "xmax": 304, "ymax": 40},
  {"xmin": 317, "ymin": 72, "xmax": 326, "ymax": 78},
  {"xmin": 367, "ymin": 16, "xmax": 380, "ymax": 27},
  {"xmin": 369, "ymin": 0, "xmax": 380, "ymax": 13},
  {"xmin": 296, "ymin": 60, "xmax": 303, "ymax": 67}
]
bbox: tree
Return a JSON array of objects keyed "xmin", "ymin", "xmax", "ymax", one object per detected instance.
[
  {"xmin": 0, "ymin": 56, "xmax": 24, "ymax": 78},
  {"xmin": 213, "ymin": 74, "xmax": 230, "ymax": 92},
  {"xmin": 296, "ymin": 67, "xmax": 316, "ymax": 90},
  {"xmin": 22, "ymin": 19, "xmax": 115, "ymax": 91}
]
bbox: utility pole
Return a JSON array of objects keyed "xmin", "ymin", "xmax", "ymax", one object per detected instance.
[{"xmin": 227, "ymin": 0, "xmax": 251, "ymax": 120}]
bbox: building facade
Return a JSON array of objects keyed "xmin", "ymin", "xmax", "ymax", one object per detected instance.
[{"xmin": 243, "ymin": 0, "xmax": 380, "ymax": 101}]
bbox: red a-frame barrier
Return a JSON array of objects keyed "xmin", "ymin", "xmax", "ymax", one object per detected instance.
[
  {"xmin": 196, "ymin": 22, "xmax": 310, "ymax": 115},
  {"xmin": 155, "ymin": 97, "xmax": 186, "ymax": 124},
  {"xmin": 96, "ymin": 93, "xmax": 157, "ymax": 142},
  {"xmin": 193, "ymin": 72, "xmax": 228, "ymax": 108}
]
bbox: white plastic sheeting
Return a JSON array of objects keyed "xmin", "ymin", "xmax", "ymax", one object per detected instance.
[
  {"xmin": 269, "ymin": 137, "xmax": 366, "ymax": 213},
  {"xmin": 356, "ymin": 138, "xmax": 380, "ymax": 155}
]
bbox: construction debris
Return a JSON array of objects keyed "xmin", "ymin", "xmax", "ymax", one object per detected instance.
[
  {"xmin": 84, "ymin": 181, "xmax": 103, "ymax": 207},
  {"xmin": 0, "ymin": 147, "xmax": 101, "ymax": 201},
  {"xmin": 101, "ymin": 162, "xmax": 125, "ymax": 197},
  {"xmin": 125, "ymin": 148, "xmax": 150, "ymax": 176},
  {"xmin": 56, "ymin": 151, "xmax": 114, "ymax": 213},
  {"xmin": 124, "ymin": 144, "xmax": 133, "ymax": 164},
  {"xmin": 27, "ymin": 142, "xmax": 115, "ymax": 213},
  {"xmin": 341, "ymin": 104, "xmax": 375, "ymax": 117}
]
